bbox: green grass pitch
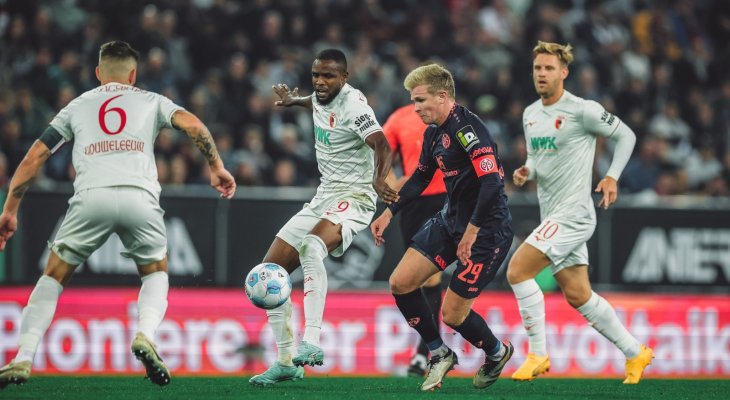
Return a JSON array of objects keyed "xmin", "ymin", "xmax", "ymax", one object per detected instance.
[{"xmin": 1, "ymin": 376, "xmax": 727, "ymax": 399}]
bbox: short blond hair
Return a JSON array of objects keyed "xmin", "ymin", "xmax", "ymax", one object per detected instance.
[
  {"xmin": 403, "ymin": 63, "xmax": 455, "ymax": 98},
  {"xmin": 533, "ymin": 41, "xmax": 574, "ymax": 66}
]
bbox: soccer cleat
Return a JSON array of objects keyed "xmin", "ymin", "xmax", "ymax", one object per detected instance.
[
  {"xmin": 249, "ymin": 362, "xmax": 305, "ymax": 386},
  {"xmin": 473, "ymin": 341, "xmax": 514, "ymax": 389},
  {"xmin": 131, "ymin": 332, "xmax": 171, "ymax": 386},
  {"xmin": 407, "ymin": 353, "xmax": 428, "ymax": 377},
  {"xmin": 292, "ymin": 341, "xmax": 324, "ymax": 367},
  {"xmin": 0, "ymin": 360, "xmax": 31, "ymax": 389},
  {"xmin": 623, "ymin": 345, "xmax": 654, "ymax": 384},
  {"xmin": 420, "ymin": 348, "xmax": 458, "ymax": 391},
  {"xmin": 511, "ymin": 353, "xmax": 550, "ymax": 381}
]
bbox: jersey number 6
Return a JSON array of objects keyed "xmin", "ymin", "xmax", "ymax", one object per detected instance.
[{"xmin": 99, "ymin": 95, "xmax": 127, "ymax": 135}]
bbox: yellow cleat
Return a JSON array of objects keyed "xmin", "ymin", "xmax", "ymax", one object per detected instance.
[
  {"xmin": 623, "ymin": 345, "xmax": 653, "ymax": 384},
  {"xmin": 511, "ymin": 353, "xmax": 550, "ymax": 381}
]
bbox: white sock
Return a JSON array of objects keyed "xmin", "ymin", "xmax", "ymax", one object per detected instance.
[
  {"xmin": 299, "ymin": 234, "xmax": 328, "ymax": 347},
  {"xmin": 136, "ymin": 271, "xmax": 169, "ymax": 340},
  {"xmin": 15, "ymin": 276, "xmax": 63, "ymax": 363},
  {"xmin": 266, "ymin": 297, "xmax": 295, "ymax": 366},
  {"xmin": 577, "ymin": 291, "xmax": 641, "ymax": 358},
  {"xmin": 510, "ymin": 279, "xmax": 547, "ymax": 356}
]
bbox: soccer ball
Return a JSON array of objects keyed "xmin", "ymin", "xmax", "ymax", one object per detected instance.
[{"xmin": 244, "ymin": 263, "xmax": 291, "ymax": 310}]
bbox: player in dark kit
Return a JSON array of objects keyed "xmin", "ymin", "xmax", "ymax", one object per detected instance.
[{"xmin": 371, "ymin": 64, "xmax": 514, "ymax": 391}]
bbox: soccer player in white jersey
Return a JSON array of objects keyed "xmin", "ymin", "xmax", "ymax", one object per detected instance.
[
  {"xmin": 249, "ymin": 49, "xmax": 397, "ymax": 386},
  {"xmin": 508, "ymin": 41, "xmax": 653, "ymax": 384},
  {"xmin": 0, "ymin": 41, "xmax": 236, "ymax": 389}
]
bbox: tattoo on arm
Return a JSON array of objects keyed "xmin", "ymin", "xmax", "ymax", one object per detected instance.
[
  {"xmin": 11, "ymin": 180, "xmax": 32, "ymax": 199},
  {"xmin": 187, "ymin": 126, "xmax": 220, "ymax": 165}
]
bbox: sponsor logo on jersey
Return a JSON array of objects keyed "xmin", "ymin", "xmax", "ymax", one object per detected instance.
[
  {"xmin": 530, "ymin": 136, "xmax": 558, "ymax": 151},
  {"xmin": 469, "ymin": 146, "xmax": 494, "ymax": 160},
  {"xmin": 354, "ymin": 114, "xmax": 376, "ymax": 133},
  {"xmin": 472, "ymin": 154, "xmax": 498, "ymax": 177},
  {"xmin": 329, "ymin": 112, "xmax": 337, "ymax": 128},
  {"xmin": 456, "ymin": 125, "xmax": 479, "ymax": 151},
  {"xmin": 314, "ymin": 125, "xmax": 331, "ymax": 145},
  {"xmin": 555, "ymin": 115, "xmax": 566, "ymax": 130},
  {"xmin": 442, "ymin": 134, "xmax": 451, "ymax": 148},
  {"xmin": 600, "ymin": 111, "xmax": 616, "ymax": 126}
]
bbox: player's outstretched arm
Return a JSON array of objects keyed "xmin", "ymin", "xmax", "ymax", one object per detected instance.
[
  {"xmin": 0, "ymin": 140, "xmax": 51, "ymax": 251},
  {"xmin": 365, "ymin": 132, "xmax": 399, "ymax": 204},
  {"xmin": 172, "ymin": 110, "xmax": 236, "ymax": 199},
  {"xmin": 272, "ymin": 84, "xmax": 313, "ymax": 111}
]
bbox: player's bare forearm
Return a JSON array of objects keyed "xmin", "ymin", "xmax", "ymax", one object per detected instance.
[
  {"xmin": 366, "ymin": 132, "xmax": 399, "ymax": 204},
  {"xmin": 172, "ymin": 110, "xmax": 222, "ymax": 168},
  {"xmin": 3, "ymin": 140, "xmax": 51, "ymax": 215}
]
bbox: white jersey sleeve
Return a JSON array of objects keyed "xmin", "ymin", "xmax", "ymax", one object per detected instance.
[
  {"xmin": 343, "ymin": 89, "xmax": 382, "ymax": 141},
  {"xmin": 581, "ymin": 100, "xmax": 621, "ymax": 138}
]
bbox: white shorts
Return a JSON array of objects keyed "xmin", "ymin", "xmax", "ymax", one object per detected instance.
[
  {"xmin": 524, "ymin": 215, "xmax": 595, "ymax": 274},
  {"xmin": 50, "ymin": 186, "xmax": 167, "ymax": 265},
  {"xmin": 276, "ymin": 191, "xmax": 376, "ymax": 257}
]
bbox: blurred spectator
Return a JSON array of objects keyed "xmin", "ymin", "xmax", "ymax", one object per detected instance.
[{"xmin": 0, "ymin": 1, "xmax": 727, "ymax": 195}]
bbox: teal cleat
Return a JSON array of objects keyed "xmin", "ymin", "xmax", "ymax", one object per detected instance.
[
  {"xmin": 292, "ymin": 341, "xmax": 324, "ymax": 367},
  {"xmin": 249, "ymin": 362, "xmax": 305, "ymax": 386}
]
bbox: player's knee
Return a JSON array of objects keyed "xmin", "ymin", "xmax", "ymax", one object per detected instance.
[
  {"xmin": 388, "ymin": 272, "xmax": 415, "ymax": 295},
  {"xmin": 564, "ymin": 287, "xmax": 591, "ymax": 308},
  {"xmin": 506, "ymin": 262, "xmax": 527, "ymax": 285},
  {"xmin": 441, "ymin": 308, "xmax": 467, "ymax": 328},
  {"xmin": 299, "ymin": 234, "xmax": 328, "ymax": 266}
]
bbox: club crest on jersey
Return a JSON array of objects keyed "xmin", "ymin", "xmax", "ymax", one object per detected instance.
[
  {"xmin": 329, "ymin": 112, "xmax": 337, "ymax": 128},
  {"xmin": 555, "ymin": 115, "xmax": 566, "ymax": 130},
  {"xmin": 456, "ymin": 125, "xmax": 479, "ymax": 151},
  {"xmin": 442, "ymin": 134, "xmax": 451, "ymax": 148}
]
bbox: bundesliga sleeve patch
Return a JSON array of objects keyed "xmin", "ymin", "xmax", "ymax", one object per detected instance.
[{"xmin": 472, "ymin": 154, "xmax": 498, "ymax": 177}]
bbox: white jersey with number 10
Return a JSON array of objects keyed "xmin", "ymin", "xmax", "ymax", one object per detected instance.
[
  {"xmin": 523, "ymin": 90, "xmax": 622, "ymax": 222},
  {"xmin": 49, "ymin": 83, "xmax": 184, "ymax": 198}
]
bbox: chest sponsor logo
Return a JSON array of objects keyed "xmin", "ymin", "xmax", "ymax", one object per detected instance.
[
  {"xmin": 555, "ymin": 115, "xmax": 566, "ymax": 130},
  {"xmin": 456, "ymin": 125, "xmax": 479, "ymax": 151},
  {"xmin": 442, "ymin": 134, "xmax": 451, "ymax": 148},
  {"xmin": 354, "ymin": 114, "xmax": 376, "ymax": 133},
  {"xmin": 329, "ymin": 112, "xmax": 337, "ymax": 128},
  {"xmin": 315, "ymin": 126, "xmax": 331, "ymax": 145},
  {"xmin": 530, "ymin": 136, "xmax": 558, "ymax": 151}
]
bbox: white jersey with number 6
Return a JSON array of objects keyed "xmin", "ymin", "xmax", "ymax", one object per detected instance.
[
  {"xmin": 311, "ymin": 83, "xmax": 382, "ymax": 201},
  {"xmin": 523, "ymin": 90, "xmax": 622, "ymax": 223},
  {"xmin": 49, "ymin": 83, "xmax": 184, "ymax": 198}
]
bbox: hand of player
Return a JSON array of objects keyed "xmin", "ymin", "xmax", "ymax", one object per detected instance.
[
  {"xmin": 456, "ymin": 224, "xmax": 479, "ymax": 265},
  {"xmin": 513, "ymin": 166, "xmax": 530, "ymax": 187},
  {"xmin": 272, "ymin": 84, "xmax": 300, "ymax": 107},
  {"xmin": 373, "ymin": 178, "xmax": 399, "ymax": 205},
  {"xmin": 0, "ymin": 212, "xmax": 18, "ymax": 252},
  {"xmin": 370, "ymin": 210, "xmax": 392, "ymax": 246},
  {"xmin": 595, "ymin": 176, "xmax": 618, "ymax": 209},
  {"xmin": 209, "ymin": 167, "xmax": 237, "ymax": 199}
]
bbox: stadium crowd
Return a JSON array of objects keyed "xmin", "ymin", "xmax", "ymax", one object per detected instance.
[{"xmin": 1, "ymin": 0, "xmax": 729, "ymax": 197}]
